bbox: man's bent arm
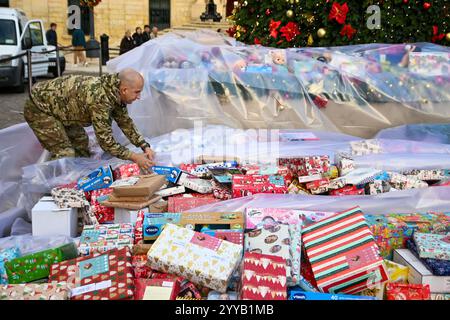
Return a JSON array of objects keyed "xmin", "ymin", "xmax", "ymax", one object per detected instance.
[
  {"xmin": 91, "ymin": 105, "xmax": 133, "ymax": 160},
  {"xmin": 111, "ymin": 106, "xmax": 147, "ymax": 149}
]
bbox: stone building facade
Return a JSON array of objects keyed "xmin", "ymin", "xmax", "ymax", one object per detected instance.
[{"xmin": 6, "ymin": 0, "xmax": 233, "ymax": 46}]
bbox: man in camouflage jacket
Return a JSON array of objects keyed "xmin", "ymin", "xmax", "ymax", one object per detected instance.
[{"xmin": 24, "ymin": 68, "xmax": 155, "ymax": 171}]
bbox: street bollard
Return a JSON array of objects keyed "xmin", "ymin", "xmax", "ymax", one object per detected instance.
[
  {"xmin": 100, "ymin": 34, "xmax": 110, "ymax": 66},
  {"xmin": 27, "ymin": 50, "xmax": 32, "ymax": 97},
  {"xmin": 56, "ymin": 46, "xmax": 61, "ymax": 77}
]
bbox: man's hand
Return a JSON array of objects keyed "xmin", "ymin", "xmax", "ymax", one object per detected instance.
[
  {"xmin": 130, "ymin": 152, "xmax": 154, "ymax": 174},
  {"xmin": 143, "ymin": 147, "xmax": 156, "ymax": 162}
]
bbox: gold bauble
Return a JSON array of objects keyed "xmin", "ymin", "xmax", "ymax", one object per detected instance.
[
  {"xmin": 317, "ymin": 28, "xmax": 327, "ymax": 38},
  {"xmin": 286, "ymin": 10, "xmax": 294, "ymax": 18},
  {"xmin": 446, "ymin": 33, "xmax": 450, "ymax": 41}
]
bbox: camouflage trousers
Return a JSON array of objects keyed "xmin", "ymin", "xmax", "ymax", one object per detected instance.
[{"xmin": 24, "ymin": 99, "xmax": 91, "ymax": 160}]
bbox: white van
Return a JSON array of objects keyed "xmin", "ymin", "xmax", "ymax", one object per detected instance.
[{"xmin": 0, "ymin": 8, "xmax": 66, "ymax": 93}]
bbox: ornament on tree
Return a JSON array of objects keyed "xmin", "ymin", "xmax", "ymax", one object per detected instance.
[
  {"xmin": 308, "ymin": 34, "xmax": 314, "ymax": 46},
  {"xmin": 423, "ymin": 2, "xmax": 431, "ymax": 10},
  {"xmin": 402, "ymin": 0, "xmax": 408, "ymax": 3},
  {"xmin": 431, "ymin": 26, "xmax": 445, "ymax": 42},
  {"xmin": 280, "ymin": 22, "xmax": 301, "ymax": 42},
  {"xmin": 446, "ymin": 33, "xmax": 450, "ymax": 41},
  {"xmin": 265, "ymin": 8, "xmax": 271, "ymax": 16},
  {"xmin": 269, "ymin": 19, "xmax": 282, "ymax": 38},
  {"xmin": 329, "ymin": 2, "xmax": 349, "ymax": 25},
  {"xmin": 340, "ymin": 24, "xmax": 357, "ymax": 40},
  {"xmin": 286, "ymin": 9, "xmax": 294, "ymax": 18},
  {"xmin": 317, "ymin": 28, "xmax": 327, "ymax": 38}
]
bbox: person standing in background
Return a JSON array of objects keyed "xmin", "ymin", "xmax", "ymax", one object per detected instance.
[
  {"xmin": 142, "ymin": 25, "xmax": 151, "ymax": 43},
  {"xmin": 46, "ymin": 23, "xmax": 58, "ymax": 47},
  {"xmin": 120, "ymin": 30, "xmax": 135, "ymax": 55},
  {"xmin": 150, "ymin": 26, "xmax": 159, "ymax": 39},
  {"xmin": 133, "ymin": 27, "xmax": 144, "ymax": 47},
  {"xmin": 72, "ymin": 28, "xmax": 88, "ymax": 67}
]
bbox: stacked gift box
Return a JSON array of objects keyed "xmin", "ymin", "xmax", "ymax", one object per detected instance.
[{"xmin": 3, "ymin": 152, "xmax": 450, "ymax": 301}]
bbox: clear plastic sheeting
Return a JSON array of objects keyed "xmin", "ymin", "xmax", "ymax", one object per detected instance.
[
  {"xmin": 187, "ymin": 186, "xmax": 450, "ymax": 215},
  {"xmin": 376, "ymin": 124, "xmax": 450, "ymax": 144},
  {"xmin": 107, "ymin": 31, "xmax": 450, "ymax": 139},
  {"xmin": 0, "ymin": 235, "xmax": 74, "ymax": 255}
]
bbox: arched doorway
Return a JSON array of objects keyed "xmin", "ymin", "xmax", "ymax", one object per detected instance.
[{"xmin": 150, "ymin": 0, "xmax": 171, "ymax": 30}]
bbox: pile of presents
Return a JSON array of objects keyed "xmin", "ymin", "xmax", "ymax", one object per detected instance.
[{"xmin": 0, "ymin": 151, "xmax": 449, "ymax": 300}]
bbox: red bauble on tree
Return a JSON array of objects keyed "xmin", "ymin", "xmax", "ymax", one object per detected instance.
[
  {"xmin": 265, "ymin": 8, "xmax": 271, "ymax": 16},
  {"xmin": 329, "ymin": 2, "xmax": 349, "ymax": 25},
  {"xmin": 280, "ymin": 22, "xmax": 301, "ymax": 42},
  {"xmin": 423, "ymin": 2, "xmax": 431, "ymax": 10},
  {"xmin": 402, "ymin": 0, "xmax": 408, "ymax": 3}
]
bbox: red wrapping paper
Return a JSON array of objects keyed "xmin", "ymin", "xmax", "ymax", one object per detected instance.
[
  {"xmin": 113, "ymin": 163, "xmax": 141, "ymax": 180},
  {"xmin": 240, "ymin": 252, "xmax": 287, "ymax": 300},
  {"xmin": 134, "ymin": 278, "xmax": 181, "ymax": 300},
  {"xmin": 167, "ymin": 197, "xmax": 220, "ymax": 213},
  {"xmin": 386, "ymin": 283, "xmax": 431, "ymax": 300},
  {"xmin": 90, "ymin": 188, "xmax": 115, "ymax": 223}
]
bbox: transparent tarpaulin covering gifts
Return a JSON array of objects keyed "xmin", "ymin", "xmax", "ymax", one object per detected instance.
[{"xmin": 107, "ymin": 31, "xmax": 450, "ymax": 139}]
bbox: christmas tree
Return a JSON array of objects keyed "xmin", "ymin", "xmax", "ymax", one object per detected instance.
[{"xmin": 228, "ymin": 0, "xmax": 450, "ymax": 47}]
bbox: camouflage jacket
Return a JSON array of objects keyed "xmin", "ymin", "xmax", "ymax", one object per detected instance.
[{"xmin": 30, "ymin": 73, "xmax": 146, "ymax": 160}]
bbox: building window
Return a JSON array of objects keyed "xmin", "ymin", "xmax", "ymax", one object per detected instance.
[
  {"xmin": 0, "ymin": 0, "xmax": 9, "ymax": 7},
  {"xmin": 67, "ymin": 0, "xmax": 91, "ymax": 36}
]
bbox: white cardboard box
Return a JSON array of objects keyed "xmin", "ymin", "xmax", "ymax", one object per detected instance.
[
  {"xmin": 393, "ymin": 249, "xmax": 450, "ymax": 293},
  {"xmin": 31, "ymin": 196, "xmax": 78, "ymax": 238},
  {"xmin": 114, "ymin": 208, "xmax": 148, "ymax": 224}
]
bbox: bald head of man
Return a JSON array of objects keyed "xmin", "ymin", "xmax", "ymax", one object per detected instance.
[{"xmin": 118, "ymin": 68, "xmax": 144, "ymax": 105}]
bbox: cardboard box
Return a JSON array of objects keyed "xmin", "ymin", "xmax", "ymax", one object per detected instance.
[
  {"xmin": 143, "ymin": 212, "xmax": 244, "ymax": 243},
  {"xmin": 393, "ymin": 249, "xmax": 450, "ymax": 293},
  {"xmin": 302, "ymin": 207, "xmax": 388, "ymax": 294},
  {"xmin": 5, "ymin": 243, "xmax": 78, "ymax": 284},
  {"xmin": 77, "ymin": 166, "xmax": 114, "ymax": 192},
  {"xmin": 78, "ymin": 224, "xmax": 134, "ymax": 256},
  {"xmin": 147, "ymin": 224, "xmax": 243, "ymax": 292},
  {"xmin": 240, "ymin": 252, "xmax": 287, "ymax": 300},
  {"xmin": 134, "ymin": 278, "xmax": 181, "ymax": 300},
  {"xmin": 289, "ymin": 291, "xmax": 377, "ymax": 300},
  {"xmin": 101, "ymin": 194, "xmax": 161, "ymax": 210},
  {"xmin": 32, "ymin": 196, "xmax": 78, "ymax": 238},
  {"xmin": 151, "ymin": 166, "xmax": 184, "ymax": 184},
  {"xmin": 112, "ymin": 174, "xmax": 166, "ymax": 197},
  {"xmin": 0, "ymin": 282, "xmax": 71, "ymax": 300},
  {"xmin": 49, "ymin": 247, "xmax": 134, "ymax": 300}
]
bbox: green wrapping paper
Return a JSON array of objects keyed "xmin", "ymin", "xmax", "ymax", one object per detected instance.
[{"xmin": 4, "ymin": 243, "xmax": 78, "ymax": 284}]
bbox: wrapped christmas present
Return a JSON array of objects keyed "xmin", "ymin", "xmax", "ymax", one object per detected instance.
[
  {"xmin": 240, "ymin": 252, "xmax": 287, "ymax": 300},
  {"xmin": 147, "ymin": 224, "xmax": 243, "ymax": 292},
  {"xmin": 302, "ymin": 207, "xmax": 388, "ymax": 294},
  {"xmin": 49, "ymin": 247, "xmax": 134, "ymax": 300}
]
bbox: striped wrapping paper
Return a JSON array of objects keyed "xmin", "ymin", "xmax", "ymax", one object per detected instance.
[{"xmin": 302, "ymin": 207, "xmax": 388, "ymax": 294}]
